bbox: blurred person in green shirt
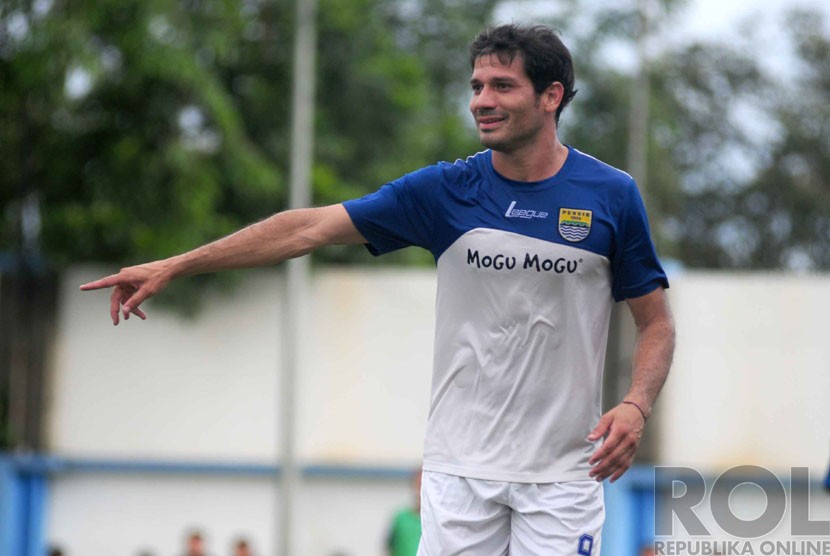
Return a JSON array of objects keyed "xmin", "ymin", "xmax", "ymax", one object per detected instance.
[{"xmin": 386, "ymin": 468, "xmax": 422, "ymax": 556}]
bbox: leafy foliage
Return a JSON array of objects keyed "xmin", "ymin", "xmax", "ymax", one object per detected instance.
[
  {"xmin": 550, "ymin": 2, "xmax": 829, "ymax": 270},
  {"xmin": 2, "ymin": 0, "xmax": 828, "ymax": 298},
  {"xmin": 0, "ymin": 0, "xmax": 497, "ymax": 310}
]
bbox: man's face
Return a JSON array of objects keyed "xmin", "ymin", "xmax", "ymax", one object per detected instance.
[{"xmin": 469, "ymin": 53, "xmax": 551, "ymax": 153}]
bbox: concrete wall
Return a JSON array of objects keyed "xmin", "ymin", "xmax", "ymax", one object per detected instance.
[
  {"xmin": 46, "ymin": 266, "xmax": 434, "ymax": 556},
  {"xmin": 40, "ymin": 267, "xmax": 830, "ymax": 555},
  {"xmin": 50, "ymin": 267, "xmax": 435, "ymax": 464},
  {"xmin": 658, "ymin": 273, "xmax": 830, "ymax": 475}
]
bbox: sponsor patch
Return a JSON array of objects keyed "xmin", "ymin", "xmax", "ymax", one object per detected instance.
[{"xmin": 558, "ymin": 208, "xmax": 592, "ymax": 242}]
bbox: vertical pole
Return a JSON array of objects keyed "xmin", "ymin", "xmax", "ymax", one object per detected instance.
[
  {"xmin": 605, "ymin": 0, "xmax": 653, "ymax": 442},
  {"xmin": 627, "ymin": 0, "xmax": 651, "ymax": 202},
  {"xmin": 280, "ymin": 0, "xmax": 317, "ymax": 554},
  {"xmin": 619, "ymin": 0, "xmax": 662, "ymax": 464}
]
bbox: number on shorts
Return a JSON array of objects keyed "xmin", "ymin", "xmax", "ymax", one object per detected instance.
[{"xmin": 577, "ymin": 534, "xmax": 594, "ymax": 555}]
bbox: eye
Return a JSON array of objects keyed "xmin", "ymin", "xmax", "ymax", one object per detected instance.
[
  {"xmin": 496, "ymin": 82, "xmax": 511, "ymax": 91},
  {"xmin": 471, "ymin": 83, "xmax": 483, "ymax": 94}
]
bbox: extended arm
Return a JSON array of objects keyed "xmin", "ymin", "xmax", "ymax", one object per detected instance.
[
  {"xmin": 80, "ymin": 204, "xmax": 366, "ymax": 324},
  {"xmin": 588, "ymin": 287, "xmax": 675, "ymax": 482}
]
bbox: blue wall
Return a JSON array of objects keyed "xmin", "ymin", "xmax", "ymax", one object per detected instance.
[{"xmin": 0, "ymin": 456, "xmax": 50, "ymax": 556}]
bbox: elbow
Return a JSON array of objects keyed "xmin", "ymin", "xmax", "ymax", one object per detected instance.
[
  {"xmin": 277, "ymin": 208, "xmax": 325, "ymax": 258},
  {"xmin": 296, "ymin": 225, "xmax": 328, "ymax": 255},
  {"xmin": 286, "ymin": 232, "xmax": 318, "ymax": 259}
]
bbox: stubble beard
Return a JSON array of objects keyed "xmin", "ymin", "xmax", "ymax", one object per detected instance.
[{"xmin": 479, "ymin": 118, "xmax": 544, "ymax": 155}]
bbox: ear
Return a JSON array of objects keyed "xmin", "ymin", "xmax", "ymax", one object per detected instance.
[{"xmin": 542, "ymin": 82, "xmax": 565, "ymax": 114}]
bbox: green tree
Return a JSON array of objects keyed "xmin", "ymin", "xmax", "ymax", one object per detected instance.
[
  {"xmin": 719, "ymin": 9, "xmax": 829, "ymax": 270},
  {"xmin": 2, "ymin": 0, "xmax": 286, "ymax": 312},
  {"xmin": 537, "ymin": 1, "xmax": 828, "ymax": 270},
  {"xmin": 0, "ymin": 0, "xmax": 499, "ymax": 281},
  {"xmin": 1, "ymin": 0, "xmax": 500, "ymax": 449},
  {"xmin": 652, "ymin": 8, "xmax": 829, "ymax": 270},
  {"xmin": 313, "ymin": 0, "xmax": 498, "ymax": 264}
]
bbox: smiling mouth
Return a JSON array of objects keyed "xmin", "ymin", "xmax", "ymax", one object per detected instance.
[{"xmin": 477, "ymin": 116, "xmax": 506, "ymax": 129}]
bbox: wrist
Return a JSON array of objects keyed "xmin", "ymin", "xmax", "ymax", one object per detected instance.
[
  {"xmin": 621, "ymin": 399, "xmax": 649, "ymax": 422},
  {"xmin": 166, "ymin": 252, "xmax": 199, "ymax": 278}
]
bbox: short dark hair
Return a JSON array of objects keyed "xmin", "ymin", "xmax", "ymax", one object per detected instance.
[{"xmin": 469, "ymin": 24, "xmax": 577, "ymax": 126}]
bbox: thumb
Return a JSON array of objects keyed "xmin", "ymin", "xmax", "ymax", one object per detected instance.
[
  {"xmin": 122, "ymin": 284, "xmax": 155, "ymax": 316},
  {"xmin": 587, "ymin": 412, "xmax": 613, "ymax": 441}
]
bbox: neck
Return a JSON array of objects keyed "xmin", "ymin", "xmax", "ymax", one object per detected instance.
[{"xmin": 491, "ymin": 134, "xmax": 568, "ymax": 182}]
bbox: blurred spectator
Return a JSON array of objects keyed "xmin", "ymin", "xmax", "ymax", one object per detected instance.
[
  {"xmin": 181, "ymin": 530, "xmax": 211, "ymax": 556},
  {"xmin": 385, "ymin": 468, "xmax": 422, "ymax": 556},
  {"xmin": 47, "ymin": 547, "xmax": 64, "ymax": 556},
  {"xmin": 232, "ymin": 538, "xmax": 252, "ymax": 556}
]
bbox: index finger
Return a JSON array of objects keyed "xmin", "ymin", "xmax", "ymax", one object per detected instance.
[
  {"xmin": 80, "ymin": 275, "xmax": 122, "ymax": 291},
  {"xmin": 589, "ymin": 429, "xmax": 622, "ymax": 465}
]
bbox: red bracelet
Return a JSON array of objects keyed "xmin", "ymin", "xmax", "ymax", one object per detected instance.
[{"xmin": 622, "ymin": 400, "xmax": 648, "ymax": 422}]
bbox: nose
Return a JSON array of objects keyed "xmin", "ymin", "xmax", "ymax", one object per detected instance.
[{"xmin": 470, "ymin": 85, "xmax": 497, "ymax": 113}]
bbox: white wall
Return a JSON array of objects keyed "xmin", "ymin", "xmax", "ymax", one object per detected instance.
[
  {"xmin": 658, "ymin": 272, "xmax": 830, "ymax": 475},
  {"xmin": 51, "ymin": 268, "xmax": 284, "ymax": 461},
  {"xmin": 46, "ymin": 267, "xmax": 830, "ymax": 555},
  {"xmin": 298, "ymin": 269, "xmax": 436, "ymax": 464},
  {"xmin": 50, "ymin": 266, "xmax": 435, "ymax": 463},
  {"xmin": 49, "ymin": 266, "xmax": 434, "ymax": 556}
]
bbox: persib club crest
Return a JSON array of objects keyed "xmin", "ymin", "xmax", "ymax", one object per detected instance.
[{"xmin": 558, "ymin": 208, "xmax": 592, "ymax": 242}]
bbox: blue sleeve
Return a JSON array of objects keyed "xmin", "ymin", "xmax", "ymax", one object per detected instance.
[
  {"xmin": 611, "ymin": 179, "xmax": 669, "ymax": 301},
  {"xmin": 342, "ymin": 165, "xmax": 441, "ymax": 256}
]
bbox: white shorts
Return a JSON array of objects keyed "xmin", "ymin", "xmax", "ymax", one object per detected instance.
[{"xmin": 417, "ymin": 470, "xmax": 604, "ymax": 556}]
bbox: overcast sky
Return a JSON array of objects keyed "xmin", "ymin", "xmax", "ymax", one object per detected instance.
[
  {"xmin": 682, "ymin": 0, "xmax": 829, "ymax": 40},
  {"xmin": 496, "ymin": 0, "xmax": 829, "ymax": 42},
  {"xmin": 494, "ymin": 0, "xmax": 829, "ymax": 77}
]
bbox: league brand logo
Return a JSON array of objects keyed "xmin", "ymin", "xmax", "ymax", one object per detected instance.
[
  {"xmin": 504, "ymin": 201, "xmax": 549, "ymax": 219},
  {"xmin": 558, "ymin": 208, "xmax": 592, "ymax": 242}
]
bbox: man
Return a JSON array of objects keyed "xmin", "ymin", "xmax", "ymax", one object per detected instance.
[
  {"xmin": 232, "ymin": 538, "xmax": 253, "ymax": 556},
  {"xmin": 386, "ymin": 468, "xmax": 423, "ymax": 556},
  {"xmin": 82, "ymin": 24, "xmax": 674, "ymax": 555},
  {"xmin": 181, "ymin": 530, "xmax": 211, "ymax": 556}
]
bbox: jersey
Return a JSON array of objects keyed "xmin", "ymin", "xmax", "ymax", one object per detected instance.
[{"xmin": 343, "ymin": 147, "xmax": 668, "ymax": 483}]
